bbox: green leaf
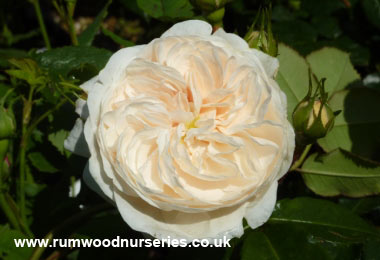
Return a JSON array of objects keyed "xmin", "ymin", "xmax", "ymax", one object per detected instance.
[
  {"xmin": 273, "ymin": 21, "xmax": 318, "ymax": 55},
  {"xmin": 28, "ymin": 152, "xmax": 58, "ymax": 173},
  {"xmin": 0, "ymin": 83, "xmax": 12, "ymax": 99},
  {"xmin": 34, "ymin": 46, "xmax": 112, "ymax": 79},
  {"xmin": 306, "ymin": 47, "xmax": 360, "ymax": 94},
  {"xmin": 0, "ymin": 49, "xmax": 28, "ymax": 68},
  {"xmin": 1, "ymin": 24, "xmax": 40, "ymax": 47},
  {"xmin": 241, "ymin": 226, "xmax": 330, "ymax": 260},
  {"xmin": 66, "ymin": 63, "xmax": 99, "ymax": 85},
  {"xmin": 8, "ymin": 29, "xmax": 40, "ymax": 46},
  {"xmin": 317, "ymin": 87, "xmax": 380, "ymax": 159},
  {"xmin": 0, "ymin": 225, "xmax": 33, "ymax": 260},
  {"xmin": 222, "ymin": 237, "xmax": 240, "ymax": 260},
  {"xmin": 362, "ymin": 0, "xmax": 380, "ymax": 29},
  {"xmin": 272, "ymin": 5, "xmax": 295, "ymax": 21},
  {"xmin": 301, "ymin": 0, "xmax": 345, "ymax": 15},
  {"xmin": 24, "ymin": 164, "xmax": 46, "ymax": 198},
  {"xmin": 6, "ymin": 59, "xmax": 47, "ymax": 86},
  {"xmin": 327, "ymin": 36, "xmax": 370, "ymax": 67},
  {"xmin": 301, "ymin": 149, "xmax": 380, "ymax": 197},
  {"xmin": 311, "ymin": 16, "xmax": 341, "ymax": 39},
  {"xmin": 119, "ymin": 0, "xmax": 145, "ymax": 16},
  {"xmin": 78, "ymin": 0, "xmax": 112, "ymax": 46},
  {"xmin": 276, "ymin": 44, "xmax": 309, "ymax": 119},
  {"xmin": 269, "ymin": 197, "xmax": 380, "ymax": 242},
  {"xmin": 25, "ymin": 181, "xmax": 46, "ymax": 197},
  {"xmin": 319, "ymin": 241, "xmax": 362, "ymax": 260},
  {"xmin": 339, "ymin": 197, "xmax": 380, "ymax": 215},
  {"xmin": 48, "ymin": 130, "xmax": 70, "ymax": 156},
  {"xmin": 241, "ymin": 231, "xmax": 280, "ymax": 260},
  {"xmin": 363, "ymin": 240, "xmax": 380, "ymax": 260},
  {"xmin": 101, "ymin": 27, "xmax": 135, "ymax": 47},
  {"xmin": 137, "ymin": 0, "xmax": 194, "ymax": 19},
  {"xmin": 241, "ymin": 226, "xmax": 362, "ymax": 260}
]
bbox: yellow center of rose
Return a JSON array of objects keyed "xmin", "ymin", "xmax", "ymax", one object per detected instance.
[{"xmin": 185, "ymin": 116, "xmax": 200, "ymax": 130}]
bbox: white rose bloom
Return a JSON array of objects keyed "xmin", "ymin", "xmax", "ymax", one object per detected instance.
[{"xmin": 64, "ymin": 20, "xmax": 295, "ymax": 242}]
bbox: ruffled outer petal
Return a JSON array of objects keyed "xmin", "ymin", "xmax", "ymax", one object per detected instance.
[
  {"xmin": 83, "ymin": 168, "xmax": 284, "ymax": 242},
  {"xmin": 213, "ymin": 28, "xmax": 249, "ymax": 50},
  {"xmin": 161, "ymin": 20, "xmax": 212, "ymax": 38},
  {"xmin": 277, "ymin": 121, "xmax": 295, "ymax": 179},
  {"xmin": 64, "ymin": 118, "xmax": 90, "ymax": 157},
  {"xmin": 83, "ymin": 119, "xmax": 115, "ymax": 201},
  {"xmin": 83, "ymin": 162, "xmax": 114, "ymax": 202},
  {"xmin": 99, "ymin": 45, "xmax": 146, "ymax": 87},
  {"xmin": 213, "ymin": 28, "xmax": 279, "ymax": 78},
  {"xmin": 113, "ymin": 186, "xmax": 245, "ymax": 242},
  {"xmin": 247, "ymin": 49, "xmax": 280, "ymax": 78},
  {"xmin": 244, "ymin": 181, "xmax": 278, "ymax": 229},
  {"xmin": 270, "ymin": 78, "xmax": 296, "ymax": 180},
  {"xmin": 80, "ymin": 45, "xmax": 147, "ymax": 201}
]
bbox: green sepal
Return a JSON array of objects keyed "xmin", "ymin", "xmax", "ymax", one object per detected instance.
[{"xmin": 244, "ymin": 5, "xmax": 277, "ymax": 57}]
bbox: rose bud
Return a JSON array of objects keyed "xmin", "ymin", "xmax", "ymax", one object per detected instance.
[
  {"xmin": 293, "ymin": 100, "xmax": 335, "ymax": 141},
  {"xmin": 0, "ymin": 107, "xmax": 15, "ymax": 140},
  {"xmin": 244, "ymin": 6, "xmax": 278, "ymax": 57},
  {"xmin": 293, "ymin": 75, "xmax": 337, "ymax": 144}
]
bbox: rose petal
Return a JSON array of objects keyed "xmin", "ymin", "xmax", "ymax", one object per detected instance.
[
  {"xmin": 64, "ymin": 118, "xmax": 90, "ymax": 157},
  {"xmin": 83, "ymin": 162, "xmax": 114, "ymax": 203},
  {"xmin": 80, "ymin": 75, "xmax": 98, "ymax": 93},
  {"xmin": 244, "ymin": 49, "xmax": 279, "ymax": 78},
  {"xmin": 213, "ymin": 28, "xmax": 249, "ymax": 51},
  {"xmin": 113, "ymin": 187, "xmax": 246, "ymax": 242},
  {"xmin": 83, "ymin": 118, "xmax": 115, "ymax": 201},
  {"xmin": 277, "ymin": 121, "xmax": 295, "ymax": 179},
  {"xmin": 244, "ymin": 181, "xmax": 278, "ymax": 229},
  {"xmin": 213, "ymin": 28, "xmax": 279, "ymax": 78},
  {"xmin": 68, "ymin": 179, "xmax": 81, "ymax": 198},
  {"xmin": 99, "ymin": 45, "xmax": 146, "ymax": 87},
  {"xmin": 75, "ymin": 98, "xmax": 89, "ymax": 119},
  {"xmin": 161, "ymin": 20, "xmax": 212, "ymax": 38}
]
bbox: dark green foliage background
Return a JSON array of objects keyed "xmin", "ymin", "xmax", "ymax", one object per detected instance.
[{"xmin": 0, "ymin": 0, "xmax": 380, "ymax": 259}]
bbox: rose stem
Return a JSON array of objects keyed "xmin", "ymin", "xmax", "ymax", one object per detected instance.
[
  {"xmin": 18, "ymin": 86, "xmax": 35, "ymax": 234},
  {"xmin": 31, "ymin": 0, "xmax": 52, "ymax": 49},
  {"xmin": 289, "ymin": 144, "xmax": 312, "ymax": 172},
  {"xmin": 66, "ymin": 0, "xmax": 78, "ymax": 46},
  {"xmin": 18, "ymin": 94, "xmax": 66, "ymax": 237}
]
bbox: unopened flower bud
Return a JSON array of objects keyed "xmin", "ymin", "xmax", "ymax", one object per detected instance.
[
  {"xmin": 244, "ymin": 6, "xmax": 277, "ymax": 57},
  {"xmin": 292, "ymin": 74, "xmax": 338, "ymax": 144},
  {"xmin": 293, "ymin": 100, "xmax": 335, "ymax": 141},
  {"xmin": 0, "ymin": 107, "xmax": 15, "ymax": 140},
  {"xmin": 308, "ymin": 101, "xmax": 335, "ymax": 130}
]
